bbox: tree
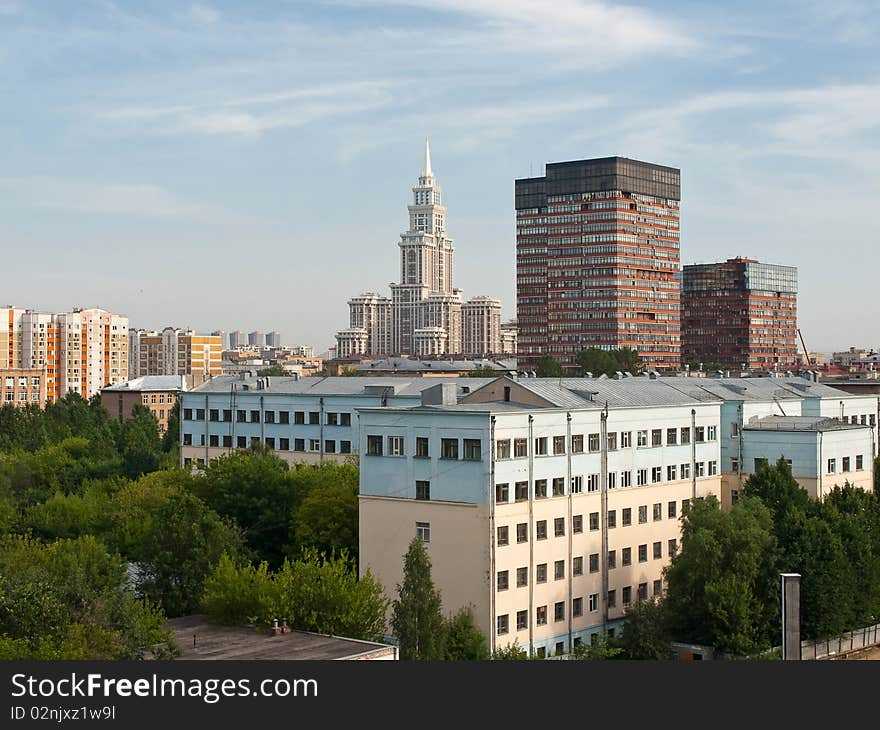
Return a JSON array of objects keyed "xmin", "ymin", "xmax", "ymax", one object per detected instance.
[
  {"xmin": 491, "ymin": 640, "xmax": 529, "ymax": 660},
  {"xmin": 616, "ymin": 598, "xmax": 674, "ymax": 659},
  {"xmin": 257, "ymin": 365, "xmax": 289, "ymax": 377},
  {"xmin": 202, "ymin": 553, "xmax": 279, "ymax": 625},
  {"xmin": 443, "ymin": 606, "xmax": 488, "ymax": 660},
  {"xmin": 535, "ymin": 355, "xmax": 564, "ymax": 378},
  {"xmin": 291, "ymin": 481, "xmax": 358, "ymax": 560},
  {"xmin": 118, "ymin": 405, "xmax": 163, "ymax": 479},
  {"xmin": 391, "ymin": 537, "xmax": 445, "ymax": 659},
  {"xmin": 162, "ymin": 400, "xmax": 180, "ymax": 453},
  {"xmin": 468, "ymin": 366, "xmax": 502, "ymax": 378},
  {"xmin": 575, "ymin": 347, "xmax": 643, "ymax": 377},
  {"xmin": 570, "ymin": 633, "xmax": 623, "ymax": 660}
]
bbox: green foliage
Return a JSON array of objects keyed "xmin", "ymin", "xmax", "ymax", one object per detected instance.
[
  {"xmin": 202, "ymin": 553, "xmax": 278, "ymax": 625},
  {"xmin": 570, "ymin": 633, "xmax": 623, "ymax": 660},
  {"xmin": 575, "ymin": 347, "xmax": 643, "ymax": 377},
  {"xmin": 491, "ymin": 640, "xmax": 529, "ymax": 660},
  {"xmin": 467, "ymin": 366, "xmax": 502, "ymax": 378},
  {"xmin": 443, "ymin": 606, "xmax": 489, "ymax": 660},
  {"xmin": 535, "ymin": 355, "xmax": 564, "ymax": 378},
  {"xmin": 291, "ymin": 475, "xmax": 358, "ymax": 559},
  {"xmin": 162, "ymin": 400, "xmax": 180, "ymax": 453},
  {"xmin": 257, "ymin": 365, "xmax": 289, "ymax": 377},
  {"xmin": 617, "ymin": 597, "xmax": 674, "ymax": 659},
  {"xmin": 391, "ymin": 537, "xmax": 446, "ymax": 660},
  {"xmin": 118, "ymin": 405, "xmax": 163, "ymax": 479}
]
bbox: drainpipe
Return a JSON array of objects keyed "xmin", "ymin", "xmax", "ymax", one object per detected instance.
[
  {"xmin": 260, "ymin": 394, "xmax": 265, "ymax": 446},
  {"xmin": 319, "ymin": 396, "xmax": 325, "ymax": 462},
  {"xmin": 527, "ymin": 413, "xmax": 534, "ymax": 658},
  {"xmin": 489, "ymin": 415, "xmax": 496, "ymax": 654},
  {"xmin": 691, "ymin": 408, "xmax": 697, "ymax": 501},
  {"xmin": 818, "ymin": 430, "xmax": 824, "ymax": 501},
  {"xmin": 204, "ymin": 394, "xmax": 209, "ymax": 464},
  {"xmin": 737, "ymin": 403, "xmax": 744, "ymax": 496},
  {"xmin": 600, "ymin": 403, "xmax": 609, "ymax": 636},
  {"xmin": 566, "ymin": 411, "xmax": 573, "ymax": 652}
]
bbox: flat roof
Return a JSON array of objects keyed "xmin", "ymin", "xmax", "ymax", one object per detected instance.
[
  {"xmin": 102, "ymin": 376, "xmax": 186, "ymax": 392},
  {"xmin": 744, "ymin": 415, "xmax": 872, "ymax": 433},
  {"xmin": 165, "ymin": 615, "xmax": 395, "ymax": 660},
  {"xmin": 188, "ymin": 375, "xmax": 496, "ymax": 398}
]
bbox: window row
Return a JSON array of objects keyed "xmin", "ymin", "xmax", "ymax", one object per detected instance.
[
  {"xmin": 183, "ymin": 408, "xmax": 351, "ymax": 426},
  {"xmin": 183, "ymin": 433, "xmax": 351, "ymax": 453},
  {"xmin": 4, "ymin": 377, "xmax": 41, "ymax": 388},
  {"xmin": 366, "ymin": 435, "xmax": 482, "ymax": 461}
]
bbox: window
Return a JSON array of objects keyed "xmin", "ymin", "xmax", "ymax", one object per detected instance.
[
  {"xmin": 553, "ymin": 436, "xmax": 566, "ymax": 455},
  {"xmin": 239, "ymin": 436, "xmax": 249, "ymax": 448},
  {"xmin": 516, "ymin": 523, "xmax": 528, "ymax": 543},
  {"xmin": 517, "ymin": 567, "xmax": 528, "ymax": 587},
  {"xmin": 681, "ymin": 462, "xmax": 691, "ymax": 479},
  {"xmin": 326, "ymin": 412, "xmax": 338, "ymax": 426},
  {"xmin": 516, "ymin": 610, "xmax": 528, "ymax": 631},
  {"xmin": 682, "ymin": 499, "xmax": 690, "ymax": 515},
  {"xmin": 857, "ymin": 455, "xmax": 864, "ymax": 470},
  {"xmin": 309, "ymin": 412, "xmax": 319, "ymax": 425},
  {"xmin": 463, "ymin": 439, "xmax": 482, "ymax": 461},
  {"xmin": 554, "ymin": 517, "xmax": 565, "ymax": 537},
  {"xmin": 667, "ymin": 428, "xmax": 677, "ymax": 445},
  {"xmin": 666, "ymin": 501, "xmax": 677, "ymax": 520},
  {"xmin": 265, "ymin": 411, "xmax": 276, "ymax": 424},
  {"xmin": 554, "ymin": 560, "xmax": 565, "ymax": 580},
  {"xmin": 589, "ymin": 512, "xmax": 599, "ymax": 531},
  {"xmin": 680, "ymin": 427, "xmax": 690, "ymax": 445},
  {"xmin": 225, "ymin": 435, "xmax": 234, "ymax": 448},
  {"xmin": 515, "ymin": 481, "xmax": 529, "ymax": 501},
  {"xmin": 842, "ymin": 456, "xmax": 851, "ymax": 472},
  {"xmin": 622, "ymin": 508, "xmax": 632, "ymax": 526},
  {"xmin": 637, "ymin": 469, "xmax": 648, "ymax": 486},
  {"xmin": 416, "ymin": 522, "xmax": 430, "ymax": 542},
  {"xmin": 571, "ymin": 475, "xmax": 583, "ymax": 494},
  {"xmin": 573, "ymin": 556, "xmax": 583, "ymax": 576},
  {"xmin": 638, "ymin": 583, "xmax": 648, "ymax": 602},
  {"xmin": 552, "ymin": 477, "xmax": 565, "ymax": 497},
  {"xmin": 534, "ymin": 437, "xmax": 548, "ymax": 455},
  {"xmin": 497, "ymin": 526, "xmax": 509, "ymax": 546},
  {"xmin": 622, "ymin": 547, "xmax": 632, "ymax": 566},
  {"xmin": 828, "ymin": 458, "xmax": 836, "ymax": 474},
  {"xmin": 536, "ymin": 564, "xmax": 547, "ymax": 583},
  {"xmin": 638, "ymin": 505, "xmax": 647, "ymax": 524},
  {"xmin": 638, "ymin": 544, "xmax": 647, "ymax": 563},
  {"xmin": 573, "ymin": 515, "xmax": 583, "ymax": 533},
  {"xmin": 183, "ymin": 433, "xmax": 192, "ymax": 446},
  {"xmin": 695, "ymin": 462, "xmax": 705, "ymax": 478},
  {"xmin": 571, "ymin": 434, "xmax": 584, "ymax": 453},
  {"xmin": 652, "ymin": 467, "xmax": 662, "ymax": 484},
  {"xmin": 497, "ymin": 571, "xmax": 509, "ymax": 591},
  {"xmin": 707, "ymin": 426, "xmax": 717, "ymax": 441},
  {"xmin": 607, "ymin": 471, "xmax": 617, "ymax": 490},
  {"xmin": 415, "ymin": 437, "xmax": 429, "ymax": 458},
  {"xmin": 573, "ymin": 597, "xmax": 583, "ymax": 617},
  {"xmin": 536, "ymin": 647, "xmax": 546, "ymax": 658},
  {"xmin": 294, "ymin": 411, "xmax": 305, "ymax": 425},
  {"xmin": 653, "ymin": 541, "xmax": 662, "ymax": 559},
  {"xmin": 637, "ymin": 430, "xmax": 648, "ymax": 447},
  {"xmin": 340, "ymin": 413, "xmax": 351, "ymax": 427},
  {"xmin": 340, "ymin": 440, "xmax": 352, "ymax": 454},
  {"xmin": 262, "ymin": 437, "xmax": 273, "ymax": 449},
  {"xmin": 495, "ymin": 483, "xmax": 509, "ymax": 503},
  {"xmin": 653, "ymin": 503, "xmax": 662, "ymax": 521},
  {"xmin": 535, "ymin": 479, "xmax": 547, "ymax": 499},
  {"xmin": 607, "ymin": 590, "xmax": 617, "ymax": 609},
  {"xmin": 209, "ymin": 409, "xmax": 219, "ymax": 422},
  {"xmin": 607, "ymin": 432, "xmax": 617, "ymax": 451},
  {"xmin": 387, "ymin": 436, "xmax": 404, "ymax": 456},
  {"xmin": 416, "ymin": 481, "xmax": 430, "ymax": 500},
  {"xmin": 652, "ymin": 429, "xmax": 662, "ymax": 447},
  {"xmin": 622, "ymin": 587, "xmax": 632, "ymax": 606},
  {"xmin": 196, "ymin": 408, "xmax": 205, "ymax": 421},
  {"xmin": 496, "ymin": 439, "xmax": 511, "ymax": 459},
  {"xmin": 367, "ymin": 435, "xmax": 383, "ymax": 456},
  {"xmin": 497, "ymin": 614, "xmax": 509, "ymax": 635},
  {"xmin": 653, "ymin": 579, "xmax": 663, "ymax": 597},
  {"xmin": 441, "ymin": 438, "xmax": 459, "ymax": 459},
  {"xmin": 514, "ymin": 438, "xmax": 528, "ymax": 457},
  {"xmin": 607, "ymin": 510, "xmax": 617, "ymax": 529},
  {"xmin": 621, "ymin": 431, "xmax": 632, "ymax": 448},
  {"xmin": 731, "ymin": 457, "xmax": 740, "ymax": 473},
  {"xmin": 668, "ymin": 538, "xmax": 678, "ymax": 556},
  {"xmin": 277, "ymin": 410, "xmax": 289, "ymax": 425},
  {"xmin": 250, "ymin": 410, "xmax": 260, "ymax": 423},
  {"xmin": 554, "ymin": 602, "xmax": 565, "ymax": 622},
  {"xmin": 621, "ymin": 470, "xmax": 632, "ymax": 487},
  {"xmin": 589, "ymin": 553, "xmax": 599, "ymax": 573},
  {"xmin": 607, "ymin": 550, "xmax": 616, "ymax": 569},
  {"xmin": 536, "ymin": 606, "xmax": 547, "ymax": 626},
  {"xmin": 588, "ymin": 433, "xmax": 600, "ymax": 452},
  {"xmin": 587, "ymin": 474, "xmax": 600, "ymax": 492},
  {"xmin": 588, "ymin": 594, "xmax": 598, "ymax": 613},
  {"xmin": 708, "ymin": 460, "xmax": 718, "ymax": 476},
  {"xmin": 536, "ymin": 520, "xmax": 547, "ymax": 540},
  {"xmin": 667, "ymin": 464, "xmax": 677, "ymax": 481}
]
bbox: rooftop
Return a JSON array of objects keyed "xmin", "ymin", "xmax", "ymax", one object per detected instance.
[
  {"xmin": 744, "ymin": 415, "xmax": 872, "ymax": 433},
  {"xmin": 355, "ymin": 357, "xmax": 516, "ymax": 373},
  {"xmin": 165, "ymin": 615, "xmax": 396, "ymax": 661},
  {"xmin": 102, "ymin": 375, "xmax": 187, "ymax": 392}
]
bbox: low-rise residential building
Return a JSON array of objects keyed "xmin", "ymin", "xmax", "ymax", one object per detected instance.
[
  {"xmin": 101, "ymin": 375, "xmax": 187, "ymax": 433},
  {"xmin": 356, "ymin": 374, "xmax": 877, "ymax": 657},
  {"xmin": 1, "ymin": 367, "xmax": 48, "ymax": 408}
]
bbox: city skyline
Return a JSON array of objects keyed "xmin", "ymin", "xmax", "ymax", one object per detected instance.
[{"xmin": 2, "ymin": 2, "xmax": 879, "ymax": 351}]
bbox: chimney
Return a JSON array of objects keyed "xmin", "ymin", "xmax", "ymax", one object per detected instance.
[
  {"xmin": 421, "ymin": 382, "xmax": 458, "ymax": 406},
  {"xmin": 272, "ymin": 618, "xmax": 281, "ymax": 636},
  {"xmin": 281, "ymin": 618, "xmax": 289, "ymax": 635}
]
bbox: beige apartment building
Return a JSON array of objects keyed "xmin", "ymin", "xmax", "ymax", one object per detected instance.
[
  {"xmin": 1, "ymin": 367, "xmax": 48, "ymax": 408},
  {"xmin": 1, "ymin": 306, "xmax": 128, "ymax": 402},
  {"xmin": 129, "ymin": 328, "xmax": 222, "ymax": 380},
  {"xmin": 101, "ymin": 375, "xmax": 186, "ymax": 433}
]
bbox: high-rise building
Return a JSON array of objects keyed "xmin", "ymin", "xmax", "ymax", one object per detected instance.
[
  {"xmin": 515, "ymin": 157, "xmax": 681, "ymax": 371},
  {"xmin": 129, "ymin": 328, "xmax": 223, "ymax": 380},
  {"xmin": 682, "ymin": 258, "xmax": 798, "ymax": 371},
  {"xmin": 462, "ymin": 296, "xmax": 502, "ymax": 356},
  {"xmin": 228, "ymin": 330, "xmax": 243, "ymax": 349},
  {"xmin": 335, "ymin": 140, "xmax": 503, "ymax": 358},
  {"xmin": 1, "ymin": 306, "xmax": 128, "ymax": 402},
  {"xmin": 266, "ymin": 331, "xmax": 282, "ymax": 348},
  {"xmin": 248, "ymin": 331, "xmax": 265, "ymax": 348}
]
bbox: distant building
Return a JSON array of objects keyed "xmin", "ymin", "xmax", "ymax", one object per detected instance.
[
  {"xmin": 1, "ymin": 367, "xmax": 48, "ymax": 408},
  {"xmin": 266, "ymin": 331, "xmax": 282, "ymax": 348},
  {"xmin": 682, "ymin": 258, "xmax": 798, "ymax": 371},
  {"xmin": 832, "ymin": 348, "xmax": 874, "ymax": 367},
  {"xmin": 335, "ymin": 140, "xmax": 504, "ymax": 358},
  {"xmin": 501, "ymin": 321, "xmax": 518, "ymax": 357},
  {"xmin": 101, "ymin": 375, "xmax": 186, "ymax": 434},
  {"xmin": 1, "ymin": 306, "xmax": 128, "ymax": 402},
  {"xmin": 248, "ymin": 331, "xmax": 265, "ymax": 348},
  {"xmin": 129, "ymin": 328, "xmax": 222, "ymax": 380},
  {"xmin": 228, "ymin": 330, "xmax": 243, "ymax": 349},
  {"xmin": 515, "ymin": 157, "xmax": 681, "ymax": 371}
]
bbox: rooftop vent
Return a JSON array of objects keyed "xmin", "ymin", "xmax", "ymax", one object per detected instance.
[{"xmin": 421, "ymin": 382, "xmax": 458, "ymax": 407}]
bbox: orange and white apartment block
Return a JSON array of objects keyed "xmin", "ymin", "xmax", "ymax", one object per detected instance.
[{"xmin": 1, "ymin": 306, "xmax": 128, "ymax": 403}]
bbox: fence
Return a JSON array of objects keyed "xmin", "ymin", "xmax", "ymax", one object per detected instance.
[{"xmin": 802, "ymin": 623, "xmax": 880, "ymax": 660}]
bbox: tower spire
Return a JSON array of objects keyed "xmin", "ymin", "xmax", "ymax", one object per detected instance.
[{"xmin": 423, "ymin": 137, "xmax": 433, "ymax": 178}]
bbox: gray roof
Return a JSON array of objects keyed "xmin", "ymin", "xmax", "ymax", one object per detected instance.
[
  {"xmin": 189, "ymin": 374, "xmax": 497, "ymax": 398},
  {"xmin": 515, "ymin": 377, "xmax": 710, "ymax": 408},
  {"xmin": 355, "ymin": 357, "xmax": 516, "ymax": 372},
  {"xmin": 102, "ymin": 375, "xmax": 186, "ymax": 392},
  {"xmin": 744, "ymin": 415, "xmax": 872, "ymax": 433}
]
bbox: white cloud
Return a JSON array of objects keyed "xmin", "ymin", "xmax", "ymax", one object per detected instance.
[{"xmin": 186, "ymin": 3, "xmax": 221, "ymax": 25}]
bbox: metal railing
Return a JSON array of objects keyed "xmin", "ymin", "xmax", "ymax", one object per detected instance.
[{"xmin": 802, "ymin": 623, "xmax": 880, "ymax": 660}]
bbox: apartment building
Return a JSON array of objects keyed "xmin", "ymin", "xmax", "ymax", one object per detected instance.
[
  {"xmin": 129, "ymin": 328, "xmax": 222, "ymax": 380},
  {"xmin": 178, "ymin": 375, "xmax": 495, "ymax": 468},
  {"xmin": 1, "ymin": 306, "xmax": 128, "ymax": 402},
  {"xmin": 357, "ymin": 374, "xmax": 877, "ymax": 656},
  {"xmin": 1, "ymin": 368, "xmax": 48, "ymax": 408},
  {"xmin": 101, "ymin": 375, "xmax": 187, "ymax": 433}
]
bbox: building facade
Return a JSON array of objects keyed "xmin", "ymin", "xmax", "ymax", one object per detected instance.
[
  {"xmin": 515, "ymin": 157, "xmax": 681, "ymax": 371},
  {"xmin": 1, "ymin": 306, "xmax": 128, "ymax": 402},
  {"xmin": 335, "ymin": 141, "xmax": 505, "ymax": 359},
  {"xmin": 357, "ymin": 374, "xmax": 877, "ymax": 656},
  {"xmin": 682, "ymin": 258, "xmax": 798, "ymax": 371},
  {"xmin": 1, "ymin": 368, "xmax": 48, "ymax": 408},
  {"xmin": 129, "ymin": 328, "xmax": 222, "ymax": 380},
  {"xmin": 101, "ymin": 375, "xmax": 186, "ymax": 433}
]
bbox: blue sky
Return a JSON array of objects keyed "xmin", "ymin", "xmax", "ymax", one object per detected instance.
[{"xmin": 1, "ymin": 1, "xmax": 878, "ymax": 353}]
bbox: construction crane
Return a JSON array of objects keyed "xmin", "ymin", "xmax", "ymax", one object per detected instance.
[{"xmin": 796, "ymin": 328, "xmax": 813, "ymax": 367}]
